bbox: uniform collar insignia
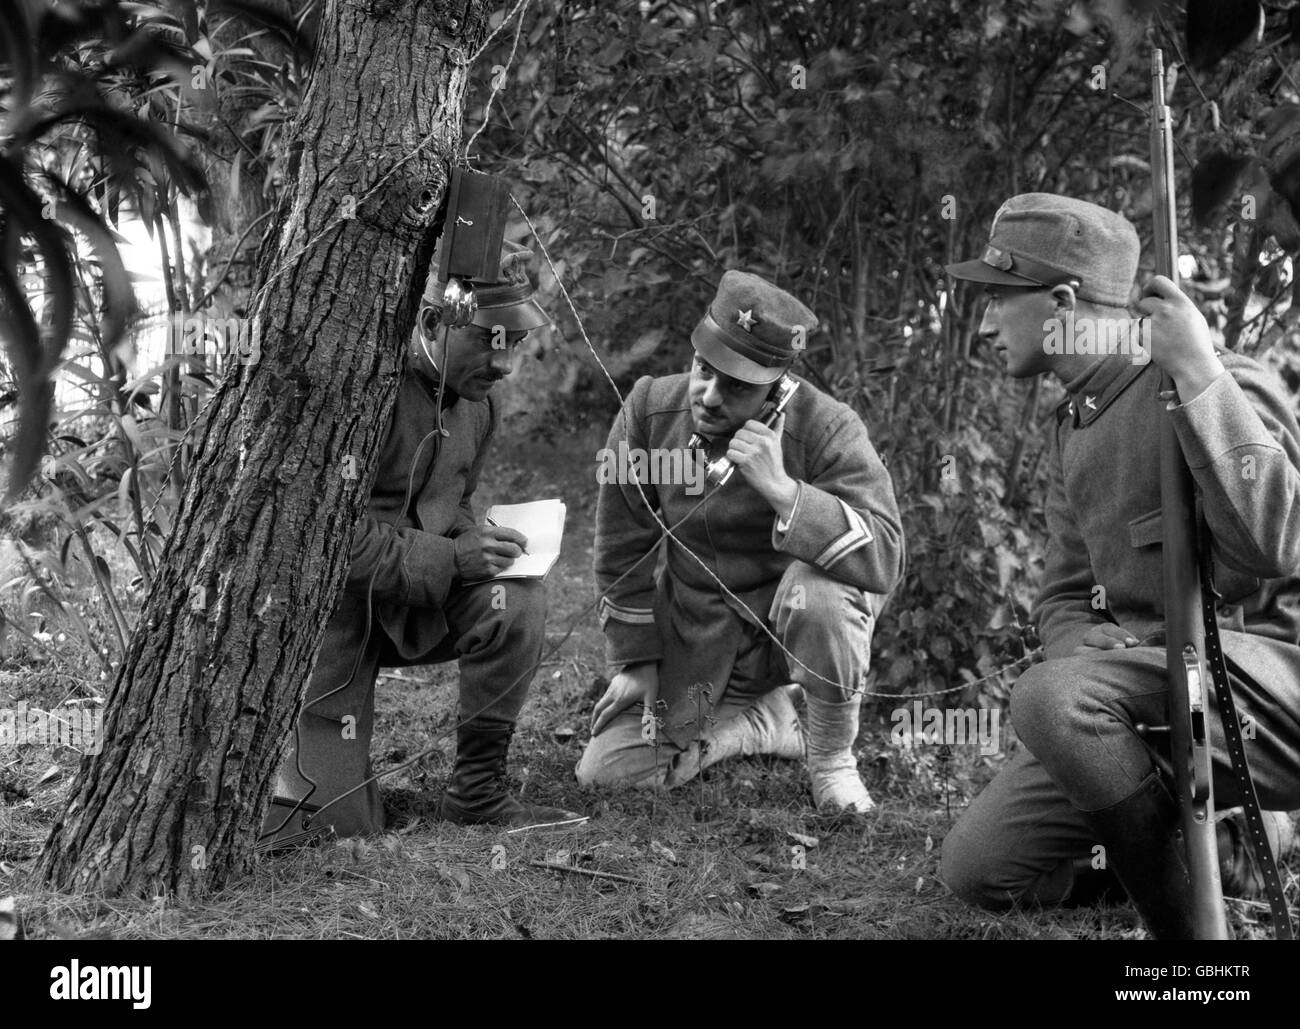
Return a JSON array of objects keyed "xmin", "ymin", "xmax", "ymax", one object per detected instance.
[{"xmin": 1062, "ymin": 356, "xmax": 1148, "ymax": 428}]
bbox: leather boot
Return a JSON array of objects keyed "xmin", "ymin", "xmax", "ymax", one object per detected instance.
[
  {"xmin": 1061, "ymin": 857, "xmax": 1124, "ymax": 908},
  {"xmin": 1216, "ymin": 808, "xmax": 1296, "ymax": 899},
  {"xmin": 439, "ymin": 723, "xmax": 584, "ymax": 827},
  {"xmin": 257, "ymin": 796, "xmax": 331, "ymax": 854},
  {"xmin": 1081, "ymin": 773, "xmax": 1195, "ymax": 939}
]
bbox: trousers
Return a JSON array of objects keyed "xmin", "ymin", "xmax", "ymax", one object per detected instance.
[
  {"xmin": 941, "ymin": 645, "xmax": 1300, "ymax": 909},
  {"xmin": 266, "ymin": 578, "xmax": 546, "ymax": 838},
  {"xmin": 575, "ymin": 560, "xmax": 879, "ymax": 787}
]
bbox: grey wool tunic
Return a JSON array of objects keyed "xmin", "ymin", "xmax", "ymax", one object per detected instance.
[
  {"xmin": 594, "ymin": 372, "xmax": 905, "ymax": 746},
  {"xmin": 341, "ymin": 369, "xmax": 497, "ymax": 660},
  {"xmin": 1033, "ymin": 351, "xmax": 1300, "ymax": 741}
]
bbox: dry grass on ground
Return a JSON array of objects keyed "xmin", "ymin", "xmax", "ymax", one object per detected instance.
[{"xmin": 1, "ymin": 426, "xmax": 1295, "ymax": 939}]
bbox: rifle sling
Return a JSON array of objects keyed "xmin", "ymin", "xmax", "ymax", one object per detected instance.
[{"xmin": 1197, "ymin": 503, "xmax": 1296, "ymax": 940}]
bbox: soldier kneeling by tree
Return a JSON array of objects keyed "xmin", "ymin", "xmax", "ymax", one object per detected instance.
[{"xmin": 261, "ymin": 243, "xmax": 580, "ymax": 849}]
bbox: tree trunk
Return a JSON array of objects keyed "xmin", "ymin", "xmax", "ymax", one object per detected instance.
[{"xmin": 38, "ymin": 0, "xmax": 489, "ymax": 899}]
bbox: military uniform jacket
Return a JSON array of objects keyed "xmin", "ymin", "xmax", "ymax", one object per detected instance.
[
  {"xmin": 342, "ymin": 369, "xmax": 496, "ymax": 659},
  {"xmin": 595, "ymin": 372, "xmax": 904, "ymax": 745},
  {"xmin": 1032, "ymin": 352, "xmax": 1300, "ymax": 714}
]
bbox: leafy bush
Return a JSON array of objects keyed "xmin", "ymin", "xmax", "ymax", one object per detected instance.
[{"xmin": 459, "ymin": 0, "xmax": 1300, "ymax": 708}]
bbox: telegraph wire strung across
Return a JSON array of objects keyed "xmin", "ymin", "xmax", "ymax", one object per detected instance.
[
  {"xmin": 116, "ymin": 24, "xmax": 1026, "ymax": 842},
  {"xmin": 265, "ymin": 195, "xmax": 1035, "ymax": 840}
]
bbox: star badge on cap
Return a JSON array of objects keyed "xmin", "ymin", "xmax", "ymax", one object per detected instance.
[{"xmin": 736, "ymin": 309, "xmax": 756, "ymax": 331}]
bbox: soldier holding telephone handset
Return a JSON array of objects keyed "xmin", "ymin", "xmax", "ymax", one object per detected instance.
[
  {"xmin": 688, "ymin": 373, "xmax": 800, "ymax": 487},
  {"xmin": 578, "ymin": 271, "xmax": 905, "ymax": 811}
]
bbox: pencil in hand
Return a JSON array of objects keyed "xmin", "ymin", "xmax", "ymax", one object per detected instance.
[{"xmin": 485, "ymin": 514, "xmax": 529, "ymax": 555}]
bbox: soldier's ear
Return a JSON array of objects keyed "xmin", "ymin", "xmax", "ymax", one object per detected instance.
[
  {"xmin": 418, "ymin": 305, "xmax": 441, "ymax": 340},
  {"xmin": 1049, "ymin": 283, "xmax": 1078, "ymax": 312}
]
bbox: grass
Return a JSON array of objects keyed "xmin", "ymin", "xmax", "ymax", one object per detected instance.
[{"xmin": 0, "ymin": 424, "xmax": 1295, "ymax": 940}]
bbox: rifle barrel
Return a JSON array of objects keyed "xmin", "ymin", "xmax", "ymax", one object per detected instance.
[{"xmin": 1150, "ymin": 47, "xmax": 1228, "ymax": 940}]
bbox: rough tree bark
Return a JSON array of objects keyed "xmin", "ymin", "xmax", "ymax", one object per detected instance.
[{"xmin": 37, "ymin": 0, "xmax": 491, "ymax": 899}]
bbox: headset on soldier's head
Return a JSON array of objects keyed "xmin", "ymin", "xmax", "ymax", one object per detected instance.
[
  {"xmin": 433, "ymin": 168, "xmax": 512, "ymax": 328},
  {"xmin": 413, "ymin": 168, "xmax": 514, "ymax": 435}
]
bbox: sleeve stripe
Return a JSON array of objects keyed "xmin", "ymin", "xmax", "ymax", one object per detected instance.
[
  {"xmin": 841, "ymin": 499, "xmax": 873, "ymax": 542},
  {"xmin": 820, "ymin": 534, "xmax": 872, "ymax": 570},
  {"xmin": 815, "ymin": 530, "xmax": 865, "ymax": 569},
  {"xmin": 814, "ymin": 500, "xmax": 874, "ymax": 569},
  {"xmin": 598, "ymin": 597, "xmax": 656, "ymax": 626}
]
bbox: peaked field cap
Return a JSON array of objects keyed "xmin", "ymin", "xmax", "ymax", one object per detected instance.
[
  {"xmin": 945, "ymin": 193, "xmax": 1140, "ymax": 307},
  {"xmin": 427, "ymin": 240, "xmax": 549, "ymax": 331},
  {"xmin": 690, "ymin": 270, "xmax": 818, "ymax": 384}
]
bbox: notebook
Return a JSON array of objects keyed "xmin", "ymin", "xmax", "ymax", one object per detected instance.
[{"xmin": 479, "ymin": 499, "xmax": 566, "ymax": 580}]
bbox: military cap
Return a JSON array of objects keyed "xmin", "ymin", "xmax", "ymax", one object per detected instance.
[
  {"xmin": 945, "ymin": 193, "xmax": 1139, "ymax": 307},
  {"xmin": 426, "ymin": 240, "xmax": 549, "ymax": 332},
  {"xmin": 691, "ymin": 270, "xmax": 818, "ymax": 385}
]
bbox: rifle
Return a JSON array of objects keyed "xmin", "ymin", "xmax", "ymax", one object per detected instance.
[{"xmin": 1149, "ymin": 48, "xmax": 1229, "ymax": 940}]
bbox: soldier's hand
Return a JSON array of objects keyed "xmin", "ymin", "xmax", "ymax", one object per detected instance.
[
  {"xmin": 726, "ymin": 412, "xmax": 797, "ymax": 516},
  {"xmin": 453, "ymin": 526, "xmax": 526, "ymax": 580},
  {"xmin": 1136, "ymin": 275, "xmax": 1224, "ymax": 402},
  {"xmin": 1073, "ymin": 622, "xmax": 1140, "ymax": 654},
  {"xmin": 591, "ymin": 663, "xmax": 659, "ymax": 737}
]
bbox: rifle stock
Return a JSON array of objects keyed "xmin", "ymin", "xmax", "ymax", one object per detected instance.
[{"xmin": 1150, "ymin": 48, "xmax": 1229, "ymax": 939}]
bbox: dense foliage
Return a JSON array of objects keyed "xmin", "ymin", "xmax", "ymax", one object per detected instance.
[
  {"xmin": 464, "ymin": 0, "xmax": 1300, "ymax": 708},
  {"xmin": 0, "ymin": 0, "xmax": 310, "ymax": 668},
  {"xmin": 6, "ymin": 0, "xmax": 1300, "ymax": 711}
]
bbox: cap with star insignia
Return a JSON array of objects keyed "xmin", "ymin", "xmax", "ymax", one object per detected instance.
[{"xmin": 691, "ymin": 270, "xmax": 818, "ymax": 384}]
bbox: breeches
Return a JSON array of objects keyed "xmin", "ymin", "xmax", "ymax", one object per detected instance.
[
  {"xmin": 270, "ymin": 578, "xmax": 547, "ymax": 836},
  {"xmin": 575, "ymin": 560, "xmax": 882, "ymax": 787},
  {"xmin": 941, "ymin": 646, "xmax": 1300, "ymax": 910}
]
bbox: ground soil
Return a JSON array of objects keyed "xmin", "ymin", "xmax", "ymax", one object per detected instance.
[{"xmin": 0, "ymin": 423, "xmax": 1292, "ymax": 939}]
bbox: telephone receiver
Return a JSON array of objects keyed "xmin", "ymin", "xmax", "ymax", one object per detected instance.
[{"xmin": 688, "ymin": 374, "xmax": 799, "ymax": 488}]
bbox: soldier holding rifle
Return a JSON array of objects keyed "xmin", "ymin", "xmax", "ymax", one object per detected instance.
[{"xmin": 940, "ymin": 192, "xmax": 1300, "ymax": 938}]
